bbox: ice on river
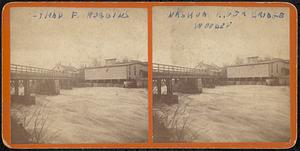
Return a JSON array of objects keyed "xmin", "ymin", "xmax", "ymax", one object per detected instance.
[
  {"xmin": 11, "ymin": 87, "xmax": 148, "ymax": 144},
  {"xmin": 155, "ymin": 85, "xmax": 290, "ymax": 142}
]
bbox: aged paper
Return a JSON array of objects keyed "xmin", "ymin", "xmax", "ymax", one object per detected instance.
[
  {"xmin": 10, "ymin": 7, "xmax": 148, "ymax": 144},
  {"xmin": 152, "ymin": 6, "xmax": 290, "ymax": 143}
]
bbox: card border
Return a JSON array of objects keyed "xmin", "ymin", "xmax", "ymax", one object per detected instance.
[{"xmin": 1, "ymin": 2, "xmax": 297, "ymax": 149}]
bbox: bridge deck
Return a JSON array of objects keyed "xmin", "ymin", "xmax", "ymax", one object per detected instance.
[
  {"xmin": 152, "ymin": 63, "xmax": 217, "ymax": 79},
  {"xmin": 11, "ymin": 64, "xmax": 77, "ymax": 80},
  {"xmin": 11, "ymin": 63, "xmax": 217, "ymax": 80}
]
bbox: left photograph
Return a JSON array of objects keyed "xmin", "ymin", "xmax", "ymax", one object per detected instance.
[{"xmin": 10, "ymin": 7, "xmax": 148, "ymax": 144}]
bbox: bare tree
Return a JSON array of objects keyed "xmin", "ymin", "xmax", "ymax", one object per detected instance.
[
  {"xmin": 154, "ymin": 103, "xmax": 198, "ymax": 142},
  {"xmin": 20, "ymin": 103, "xmax": 61, "ymax": 143}
]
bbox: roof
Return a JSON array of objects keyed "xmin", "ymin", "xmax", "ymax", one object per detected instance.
[
  {"xmin": 85, "ymin": 61, "xmax": 147, "ymax": 69},
  {"xmin": 105, "ymin": 58, "xmax": 117, "ymax": 60},
  {"xmin": 195, "ymin": 62, "xmax": 221, "ymax": 70},
  {"xmin": 227, "ymin": 58, "xmax": 289, "ymax": 68},
  {"xmin": 53, "ymin": 64, "xmax": 78, "ymax": 72}
]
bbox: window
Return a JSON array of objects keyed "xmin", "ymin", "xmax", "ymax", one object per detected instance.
[
  {"xmin": 270, "ymin": 64, "xmax": 273, "ymax": 73},
  {"xmin": 134, "ymin": 66, "xmax": 136, "ymax": 76},
  {"xmin": 276, "ymin": 64, "xmax": 279, "ymax": 73},
  {"xmin": 128, "ymin": 66, "xmax": 131, "ymax": 75}
]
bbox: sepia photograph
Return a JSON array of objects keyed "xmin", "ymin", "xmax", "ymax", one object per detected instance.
[
  {"xmin": 152, "ymin": 6, "xmax": 290, "ymax": 143},
  {"xmin": 10, "ymin": 7, "xmax": 148, "ymax": 144}
]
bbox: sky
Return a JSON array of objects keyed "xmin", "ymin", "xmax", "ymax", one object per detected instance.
[
  {"xmin": 10, "ymin": 6, "xmax": 290, "ymax": 69},
  {"xmin": 153, "ymin": 6, "xmax": 290, "ymax": 67},
  {"xmin": 10, "ymin": 7, "xmax": 148, "ymax": 69}
]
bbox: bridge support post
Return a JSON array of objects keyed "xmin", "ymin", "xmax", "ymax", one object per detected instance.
[
  {"xmin": 202, "ymin": 78, "xmax": 215, "ymax": 88},
  {"xmin": 60, "ymin": 79, "xmax": 72, "ymax": 90},
  {"xmin": 23, "ymin": 80, "xmax": 30, "ymax": 96},
  {"xmin": 153, "ymin": 78, "xmax": 178, "ymax": 105},
  {"xmin": 211, "ymin": 78, "xmax": 216, "ymax": 88},
  {"xmin": 157, "ymin": 79, "xmax": 162, "ymax": 96},
  {"xmin": 174, "ymin": 78, "xmax": 202, "ymax": 93},
  {"xmin": 50, "ymin": 80, "xmax": 60, "ymax": 95},
  {"xmin": 11, "ymin": 79, "xmax": 35, "ymax": 105},
  {"xmin": 166, "ymin": 78, "xmax": 173, "ymax": 95},
  {"xmin": 13, "ymin": 80, "xmax": 19, "ymax": 95},
  {"xmin": 36, "ymin": 79, "xmax": 60, "ymax": 95}
]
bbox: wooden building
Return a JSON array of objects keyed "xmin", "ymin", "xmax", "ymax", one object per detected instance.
[
  {"xmin": 226, "ymin": 58, "xmax": 289, "ymax": 85},
  {"xmin": 194, "ymin": 61, "xmax": 227, "ymax": 86},
  {"xmin": 52, "ymin": 63, "xmax": 79, "ymax": 88},
  {"xmin": 52, "ymin": 63, "xmax": 79, "ymax": 74},
  {"xmin": 84, "ymin": 59, "xmax": 148, "ymax": 88}
]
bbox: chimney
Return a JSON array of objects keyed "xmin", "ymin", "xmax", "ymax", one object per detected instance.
[
  {"xmin": 247, "ymin": 56, "xmax": 259, "ymax": 64},
  {"xmin": 105, "ymin": 58, "xmax": 117, "ymax": 66}
]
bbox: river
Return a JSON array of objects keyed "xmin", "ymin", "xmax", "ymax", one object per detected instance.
[
  {"xmin": 11, "ymin": 87, "xmax": 148, "ymax": 143},
  {"xmin": 154, "ymin": 85, "xmax": 290, "ymax": 142}
]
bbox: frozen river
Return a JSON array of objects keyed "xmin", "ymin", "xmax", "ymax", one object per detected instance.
[
  {"xmin": 154, "ymin": 85, "xmax": 290, "ymax": 142},
  {"xmin": 11, "ymin": 87, "xmax": 148, "ymax": 144}
]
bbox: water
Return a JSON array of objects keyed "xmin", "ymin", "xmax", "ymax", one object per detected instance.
[
  {"xmin": 11, "ymin": 85, "xmax": 291, "ymax": 143},
  {"xmin": 154, "ymin": 85, "xmax": 290, "ymax": 142},
  {"xmin": 11, "ymin": 87, "xmax": 148, "ymax": 143}
]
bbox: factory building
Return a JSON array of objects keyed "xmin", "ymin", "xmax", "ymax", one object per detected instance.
[
  {"xmin": 226, "ymin": 57, "xmax": 289, "ymax": 85},
  {"xmin": 84, "ymin": 59, "xmax": 148, "ymax": 88}
]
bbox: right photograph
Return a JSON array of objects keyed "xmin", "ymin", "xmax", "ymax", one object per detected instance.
[{"xmin": 152, "ymin": 6, "xmax": 290, "ymax": 143}]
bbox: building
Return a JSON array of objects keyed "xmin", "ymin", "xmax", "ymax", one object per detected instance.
[
  {"xmin": 52, "ymin": 63, "xmax": 79, "ymax": 74},
  {"xmin": 194, "ymin": 61, "xmax": 227, "ymax": 78},
  {"xmin": 194, "ymin": 61, "xmax": 222, "ymax": 73},
  {"xmin": 226, "ymin": 57, "xmax": 289, "ymax": 85},
  {"xmin": 194, "ymin": 61, "xmax": 227, "ymax": 86},
  {"xmin": 104, "ymin": 58, "xmax": 117, "ymax": 66},
  {"xmin": 246, "ymin": 56, "xmax": 259, "ymax": 64},
  {"xmin": 52, "ymin": 63, "xmax": 80, "ymax": 89},
  {"xmin": 84, "ymin": 59, "xmax": 148, "ymax": 88}
]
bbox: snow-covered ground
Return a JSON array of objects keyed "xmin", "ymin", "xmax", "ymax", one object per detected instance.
[
  {"xmin": 11, "ymin": 87, "xmax": 148, "ymax": 144},
  {"xmin": 154, "ymin": 85, "xmax": 290, "ymax": 142}
]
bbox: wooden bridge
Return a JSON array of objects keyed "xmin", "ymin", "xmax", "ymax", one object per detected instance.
[
  {"xmin": 11, "ymin": 64, "xmax": 77, "ymax": 80},
  {"xmin": 10, "ymin": 64, "xmax": 78, "ymax": 105},
  {"xmin": 10, "ymin": 63, "xmax": 220, "ymax": 105},
  {"xmin": 153, "ymin": 63, "xmax": 217, "ymax": 79},
  {"xmin": 152, "ymin": 63, "xmax": 219, "ymax": 104}
]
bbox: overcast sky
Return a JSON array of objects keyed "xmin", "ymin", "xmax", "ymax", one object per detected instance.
[
  {"xmin": 10, "ymin": 6, "xmax": 290, "ymax": 69},
  {"xmin": 153, "ymin": 6, "xmax": 290, "ymax": 67},
  {"xmin": 11, "ymin": 7, "xmax": 148, "ymax": 69}
]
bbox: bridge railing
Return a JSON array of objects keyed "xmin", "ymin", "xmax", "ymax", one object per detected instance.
[
  {"xmin": 11, "ymin": 64, "xmax": 77, "ymax": 78},
  {"xmin": 153, "ymin": 63, "xmax": 216, "ymax": 76}
]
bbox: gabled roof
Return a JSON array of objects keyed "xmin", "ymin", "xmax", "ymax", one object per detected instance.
[
  {"xmin": 195, "ymin": 62, "xmax": 221, "ymax": 70},
  {"xmin": 53, "ymin": 64, "xmax": 78, "ymax": 72}
]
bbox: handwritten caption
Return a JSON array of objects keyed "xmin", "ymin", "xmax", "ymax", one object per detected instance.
[
  {"xmin": 32, "ymin": 10, "xmax": 129, "ymax": 20},
  {"xmin": 167, "ymin": 9, "xmax": 286, "ymax": 30}
]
